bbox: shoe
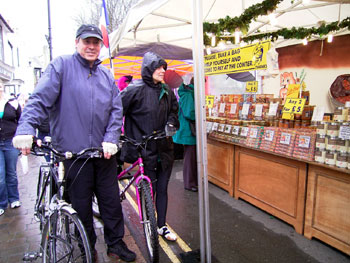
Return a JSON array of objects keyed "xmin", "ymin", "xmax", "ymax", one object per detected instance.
[
  {"xmin": 157, "ymin": 225, "xmax": 177, "ymax": 241},
  {"xmin": 185, "ymin": 187, "xmax": 198, "ymax": 192},
  {"xmin": 10, "ymin": 201, "xmax": 21, "ymax": 209},
  {"xmin": 0, "ymin": 209, "xmax": 4, "ymax": 216},
  {"xmin": 107, "ymin": 240, "xmax": 136, "ymax": 262}
]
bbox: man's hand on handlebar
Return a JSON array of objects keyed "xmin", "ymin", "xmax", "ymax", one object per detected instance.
[
  {"xmin": 102, "ymin": 142, "xmax": 118, "ymax": 159},
  {"xmin": 12, "ymin": 135, "xmax": 34, "ymax": 155}
]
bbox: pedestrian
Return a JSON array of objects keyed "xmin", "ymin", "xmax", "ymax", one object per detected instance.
[
  {"xmin": 0, "ymin": 82, "xmax": 22, "ymax": 216},
  {"xmin": 117, "ymin": 75, "xmax": 133, "ymax": 92},
  {"xmin": 120, "ymin": 51, "xmax": 179, "ymax": 241},
  {"xmin": 173, "ymin": 77, "xmax": 198, "ymax": 192},
  {"xmin": 12, "ymin": 24, "xmax": 136, "ymax": 262}
]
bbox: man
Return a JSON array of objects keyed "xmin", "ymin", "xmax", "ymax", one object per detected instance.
[
  {"xmin": 120, "ymin": 52, "xmax": 179, "ymax": 241},
  {"xmin": 12, "ymin": 24, "xmax": 136, "ymax": 262}
]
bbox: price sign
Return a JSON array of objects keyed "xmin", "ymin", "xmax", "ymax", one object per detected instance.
[
  {"xmin": 212, "ymin": 122, "xmax": 219, "ymax": 131},
  {"xmin": 264, "ymin": 130, "xmax": 275, "ymax": 142},
  {"xmin": 246, "ymin": 81, "xmax": 258, "ymax": 93},
  {"xmin": 242, "ymin": 103, "xmax": 250, "ymax": 116},
  {"xmin": 268, "ymin": 102, "xmax": 279, "ymax": 116},
  {"xmin": 311, "ymin": 106, "xmax": 325, "ymax": 122},
  {"xmin": 339, "ymin": 125, "xmax": 350, "ymax": 140},
  {"xmin": 219, "ymin": 103, "xmax": 226, "ymax": 113},
  {"xmin": 240, "ymin": 127, "xmax": 249, "ymax": 137},
  {"xmin": 249, "ymin": 127, "xmax": 258, "ymax": 138},
  {"xmin": 280, "ymin": 132, "xmax": 292, "ymax": 145},
  {"xmin": 230, "ymin": 103, "xmax": 237, "ymax": 114},
  {"xmin": 206, "ymin": 95, "xmax": 214, "ymax": 108},
  {"xmin": 283, "ymin": 98, "xmax": 306, "ymax": 115},
  {"xmin": 254, "ymin": 104, "xmax": 263, "ymax": 117},
  {"xmin": 224, "ymin": 125, "xmax": 232, "ymax": 133},
  {"xmin": 232, "ymin": 126, "xmax": 240, "ymax": 135},
  {"xmin": 218, "ymin": 124, "xmax": 225, "ymax": 132},
  {"xmin": 298, "ymin": 135, "xmax": 311, "ymax": 148},
  {"xmin": 286, "ymin": 84, "xmax": 300, "ymax": 98}
]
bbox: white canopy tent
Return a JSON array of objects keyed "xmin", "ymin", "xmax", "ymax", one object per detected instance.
[{"xmin": 108, "ymin": 1, "xmax": 350, "ymax": 262}]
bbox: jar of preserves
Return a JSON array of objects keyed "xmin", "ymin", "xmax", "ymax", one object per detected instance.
[
  {"xmin": 336, "ymin": 138, "xmax": 348, "ymax": 152},
  {"xmin": 333, "ymin": 107, "xmax": 345, "ymax": 122},
  {"xmin": 336, "ymin": 153, "xmax": 348, "ymax": 169},
  {"xmin": 316, "ymin": 122, "xmax": 327, "ymax": 136},
  {"xmin": 294, "ymin": 120, "xmax": 302, "ymax": 129},
  {"xmin": 301, "ymin": 105, "xmax": 313, "ymax": 120},
  {"xmin": 316, "ymin": 135, "xmax": 326, "ymax": 150},
  {"xmin": 326, "ymin": 137, "xmax": 338, "ymax": 151},
  {"xmin": 301, "ymin": 120, "xmax": 311, "ymax": 128},
  {"xmin": 314, "ymin": 150, "xmax": 326, "ymax": 163},
  {"xmin": 325, "ymin": 151, "xmax": 336, "ymax": 166},
  {"xmin": 327, "ymin": 122, "xmax": 340, "ymax": 137},
  {"xmin": 278, "ymin": 119, "xmax": 284, "ymax": 128}
]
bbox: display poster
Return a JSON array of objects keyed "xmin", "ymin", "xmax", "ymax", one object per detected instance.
[
  {"xmin": 246, "ymin": 81, "xmax": 258, "ymax": 93},
  {"xmin": 298, "ymin": 135, "xmax": 311, "ymax": 148},
  {"xmin": 232, "ymin": 126, "xmax": 240, "ymax": 135},
  {"xmin": 204, "ymin": 40, "xmax": 270, "ymax": 75},
  {"xmin": 212, "ymin": 122, "xmax": 219, "ymax": 131},
  {"xmin": 280, "ymin": 132, "xmax": 292, "ymax": 145},
  {"xmin": 249, "ymin": 127, "xmax": 258, "ymax": 138},
  {"xmin": 224, "ymin": 125, "xmax": 232, "ymax": 134},
  {"xmin": 240, "ymin": 127, "xmax": 249, "ymax": 137},
  {"xmin": 286, "ymin": 84, "xmax": 300, "ymax": 98},
  {"xmin": 206, "ymin": 95, "xmax": 214, "ymax": 108},
  {"xmin": 264, "ymin": 130, "xmax": 275, "ymax": 141}
]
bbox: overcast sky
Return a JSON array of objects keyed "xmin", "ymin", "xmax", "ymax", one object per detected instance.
[{"xmin": 1, "ymin": 0, "xmax": 87, "ymax": 59}]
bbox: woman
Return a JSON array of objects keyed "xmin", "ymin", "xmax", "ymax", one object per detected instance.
[
  {"xmin": 120, "ymin": 52, "xmax": 179, "ymax": 241},
  {"xmin": 0, "ymin": 83, "xmax": 22, "ymax": 216},
  {"xmin": 173, "ymin": 77, "xmax": 198, "ymax": 192}
]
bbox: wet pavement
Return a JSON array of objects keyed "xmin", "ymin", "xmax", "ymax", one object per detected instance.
[{"xmin": 0, "ymin": 155, "xmax": 349, "ymax": 263}]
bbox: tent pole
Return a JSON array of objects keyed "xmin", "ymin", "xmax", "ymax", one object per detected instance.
[{"xmin": 192, "ymin": 0, "xmax": 211, "ymax": 262}]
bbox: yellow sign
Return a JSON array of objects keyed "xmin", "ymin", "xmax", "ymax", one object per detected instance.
[
  {"xmin": 206, "ymin": 95, "xmax": 214, "ymax": 108},
  {"xmin": 282, "ymin": 112, "xmax": 294, "ymax": 120},
  {"xmin": 282, "ymin": 98, "xmax": 306, "ymax": 115},
  {"xmin": 286, "ymin": 84, "xmax": 300, "ymax": 98},
  {"xmin": 204, "ymin": 40, "xmax": 270, "ymax": 75},
  {"xmin": 246, "ymin": 81, "xmax": 258, "ymax": 93}
]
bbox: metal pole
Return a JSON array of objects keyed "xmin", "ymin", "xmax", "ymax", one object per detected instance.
[
  {"xmin": 191, "ymin": 0, "xmax": 211, "ymax": 262},
  {"xmin": 47, "ymin": 0, "xmax": 53, "ymax": 61}
]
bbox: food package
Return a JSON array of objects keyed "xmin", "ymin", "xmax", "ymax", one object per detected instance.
[
  {"xmin": 245, "ymin": 125, "xmax": 264, "ymax": 149},
  {"xmin": 260, "ymin": 127, "xmax": 278, "ymax": 152},
  {"xmin": 292, "ymin": 128, "xmax": 317, "ymax": 161},
  {"xmin": 274, "ymin": 128, "xmax": 297, "ymax": 157}
]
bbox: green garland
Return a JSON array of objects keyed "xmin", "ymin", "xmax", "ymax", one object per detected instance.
[
  {"xmin": 203, "ymin": 0, "xmax": 283, "ymax": 45},
  {"xmin": 242, "ymin": 17, "xmax": 350, "ymax": 42},
  {"xmin": 203, "ymin": 0, "xmax": 350, "ymax": 46}
]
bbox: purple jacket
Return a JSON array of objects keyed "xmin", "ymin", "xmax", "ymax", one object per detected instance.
[{"xmin": 15, "ymin": 52, "xmax": 123, "ymax": 153}]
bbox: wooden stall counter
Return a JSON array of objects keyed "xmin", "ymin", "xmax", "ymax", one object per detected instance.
[
  {"xmin": 234, "ymin": 145, "xmax": 307, "ymax": 234},
  {"xmin": 304, "ymin": 164, "xmax": 350, "ymax": 255}
]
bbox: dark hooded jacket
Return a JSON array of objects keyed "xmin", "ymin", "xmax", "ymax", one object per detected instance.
[{"xmin": 120, "ymin": 52, "xmax": 179, "ymax": 170}]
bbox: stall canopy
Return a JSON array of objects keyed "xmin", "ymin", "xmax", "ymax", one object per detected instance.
[{"xmin": 102, "ymin": 42, "xmax": 193, "ymax": 81}]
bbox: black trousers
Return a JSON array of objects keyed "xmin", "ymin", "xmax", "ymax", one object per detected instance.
[
  {"xmin": 64, "ymin": 156, "xmax": 124, "ymax": 248},
  {"xmin": 145, "ymin": 160, "xmax": 173, "ymax": 228},
  {"xmin": 183, "ymin": 145, "xmax": 198, "ymax": 189}
]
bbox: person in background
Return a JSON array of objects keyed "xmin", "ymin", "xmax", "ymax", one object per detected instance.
[
  {"xmin": 0, "ymin": 83, "xmax": 22, "ymax": 216},
  {"xmin": 120, "ymin": 51, "xmax": 179, "ymax": 241},
  {"xmin": 12, "ymin": 24, "xmax": 136, "ymax": 262},
  {"xmin": 173, "ymin": 77, "xmax": 198, "ymax": 192},
  {"xmin": 117, "ymin": 75, "xmax": 133, "ymax": 92},
  {"xmin": 37, "ymin": 118, "xmax": 50, "ymax": 162}
]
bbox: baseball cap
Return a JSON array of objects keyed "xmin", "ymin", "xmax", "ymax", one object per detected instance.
[{"xmin": 76, "ymin": 24, "xmax": 103, "ymax": 41}]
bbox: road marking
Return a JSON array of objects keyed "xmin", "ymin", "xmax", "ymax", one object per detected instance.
[{"xmin": 119, "ymin": 181, "xmax": 192, "ymax": 262}]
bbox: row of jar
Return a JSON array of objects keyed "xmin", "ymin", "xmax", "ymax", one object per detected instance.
[
  {"xmin": 315, "ymin": 150, "xmax": 349, "ymax": 169},
  {"xmin": 316, "ymin": 135, "xmax": 349, "ymax": 152},
  {"xmin": 316, "ymin": 121, "xmax": 350, "ymax": 137}
]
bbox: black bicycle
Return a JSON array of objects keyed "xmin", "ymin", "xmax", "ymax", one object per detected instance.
[{"xmin": 23, "ymin": 137, "xmax": 102, "ymax": 263}]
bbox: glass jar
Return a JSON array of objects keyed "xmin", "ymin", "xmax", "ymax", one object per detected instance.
[
  {"xmin": 316, "ymin": 122, "xmax": 327, "ymax": 136},
  {"xmin": 325, "ymin": 151, "xmax": 336, "ymax": 166},
  {"xmin": 326, "ymin": 137, "xmax": 338, "ymax": 151},
  {"xmin": 314, "ymin": 150, "xmax": 326, "ymax": 163},
  {"xmin": 327, "ymin": 122, "xmax": 340, "ymax": 137},
  {"xmin": 336, "ymin": 138, "xmax": 348, "ymax": 152},
  {"xmin": 333, "ymin": 107, "xmax": 345, "ymax": 122},
  {"xmin": 301, "ymin": 105, "xmax": 313, "ymax": 120},
  {"xmin": 316, "ymin": 135, "xmax": 326, "ymax": 150},
  {"xmin": 336, "ymin": 153, "xmax": 348, "ymax": 169},
  {"xmin": 294, "ymin": 120, "xmax": 302, "ymax": 129}
]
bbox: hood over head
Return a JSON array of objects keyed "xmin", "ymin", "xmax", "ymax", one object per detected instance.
[{"xmin": 141, "ymin": 52, "xmax": 167, "ymax": 87}]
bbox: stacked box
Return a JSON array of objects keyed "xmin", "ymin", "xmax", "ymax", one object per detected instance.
[
  {"xmin": 292, "ymin": 129, "xmax": 317, "ymax": 161},
  {"xmin": 274, "ymin": 128, "xmax": 297, "ymax": 157},
  {"xmin": 260, "ymin": 127, "xmax": 279, "ymax": 152},
  {"xmin": 245, "ymin": 125, "xmax": 264, "ymax": 149}
]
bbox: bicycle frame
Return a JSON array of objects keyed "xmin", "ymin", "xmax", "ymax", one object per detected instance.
[{"xmin": 117, "ymin": 156, "xmax": 154, "ymax": 221}]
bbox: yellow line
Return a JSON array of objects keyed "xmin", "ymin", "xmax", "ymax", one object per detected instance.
[{"xmin": 120, "ymin": 181, "xmax": 192, "ymax": 262}]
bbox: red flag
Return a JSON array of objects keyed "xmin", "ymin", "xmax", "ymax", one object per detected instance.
[{"xmin": 99, "ymin": 0, "xmax": 109, "ymax": 48}]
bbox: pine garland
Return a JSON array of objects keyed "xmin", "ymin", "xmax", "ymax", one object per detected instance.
[{"xmin": 203, "ymin": 0, "xmax": 350, "ymax": 46}]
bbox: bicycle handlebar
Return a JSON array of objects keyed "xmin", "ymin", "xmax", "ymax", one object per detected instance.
[
  {"xmin": 31, "ymin": 137, "xmax": 103, "ymax": 160},
  {"xmin": 119, "ymin": 130, "xmax": 167, "ymax": 148}
]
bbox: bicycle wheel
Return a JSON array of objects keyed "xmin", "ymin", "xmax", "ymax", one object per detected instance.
[
  {"xmin": 139, "ymin": 180, "xmax": 159, "ymax": 263},
  {"xmin": 35, "ymin": 166, "xmax": 51, "ymax": 230},
  {"xmin": 41, "ymin": 206, "xmax": 92, "ymax": 263}
]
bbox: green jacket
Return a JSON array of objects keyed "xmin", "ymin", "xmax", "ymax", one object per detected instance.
[{"xmin": 173, "ymin": 83, "xmax": 196, "ymax": 145}]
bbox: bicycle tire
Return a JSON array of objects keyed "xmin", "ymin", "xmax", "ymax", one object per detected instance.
[
  {"xmin": 139, "ymin": 180, "xmax": 159, "ymax": 263},
  {"xmin": 36, "ymin": 166, "xmax": 51, "ymax": 231},
  {"xmin": 41, "ymin": 207, "xmax": 93, "ymax": 263}
]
